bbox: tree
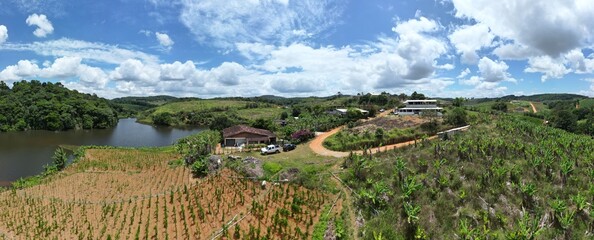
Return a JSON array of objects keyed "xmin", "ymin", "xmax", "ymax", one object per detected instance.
[
  {"xmin": 251, "ymin": 118, "xmax": 275, "ymax": 131},
  {"xmin": 292, "ymin": 108, "xmax": 301, "ymax": 117},
  {"xmin": 280, "ymin": 111, "xmax": 288, "ymax": 120},
  {"xmin": 452, "ymin": 97, "xmax": 465, "ymax": 107},
  {"xmin": 491, "ymin": 102, "xmax": 508, "ymax": 112},
  {"xmin": 445, "ymin": 107, "xmax": 468, "ymax": 126},
  {"xmin": 209, "ymin": 115, "xmax": 235, "ymax": 131},
  {"xmin": 152, "ymin": 112, "xmax": 173, "ymax": 126},
  {"xmin": 410, "ymin": 91, "xmax": 426, "ymax": 100},
  {"xmin": 346, "ymin": 108, "xmax": 364, "ymax": 121},
  {"xmin": 550, "ymin": 110, "xmax": 577, "ymax": 132}
]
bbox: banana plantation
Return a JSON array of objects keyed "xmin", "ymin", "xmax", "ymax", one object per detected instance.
[{"xmin": 341, "ymin": 115, "xmax": 594, "ymax": 239}]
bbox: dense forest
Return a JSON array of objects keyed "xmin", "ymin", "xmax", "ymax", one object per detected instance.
[{"xmin": 0, "ymin": 80, "xmax": 118, "ymax": 132}]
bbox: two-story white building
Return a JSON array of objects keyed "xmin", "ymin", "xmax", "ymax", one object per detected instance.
[{"xmin": 395, "ymin": 100, "xmax": 443, "ymax": 116}]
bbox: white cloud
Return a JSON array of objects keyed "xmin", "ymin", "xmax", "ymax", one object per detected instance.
[
  {"xmin": 155, "ymin": 32, "xmax": 174, "ymax": 51},
  {"xmin": 0, "ymin": 57, "xmax": 108, "ymax": 88},
  {"xmin": 207, "ymin": 62, "xmax": 246, "ymax": 86},
  {"xmin": 457, "ymin": 57, "xmax": 513, "ymax": 96},
  {"xmin": 110, "ymin": 59, "xmax": 159, "ymax": 84},
  {"xmin": 477, "ymin": 57, "xmax": 513, "ymax": 83},
  {"xmin": 452, "ymin": 0, "xmax": 594, "ymax": 58},
  {"xmin": 457, "ymin": 68, "xmax": 470, "ymax": 78},
  {"xmin": 525, "ymin": 56, "xmax": 570, "ymax": 82},
  {"xmin": 0, "ymin": 38, "xmax": 159, "ymax": 65},
  {"xmin": 449, "ymin": 23, "xmax": 494, "ymax": 64},
  {"xmin": 0, "ymin": 25, "xmax": 7, "ymax": 44},
  {"xmin": 26, "ymin": 13, "xmax": 54, "ymax": 38},
  {"xmin": 177, "ymin": 0, "xmax": 344, "ymax": 47},
  {"xmin": 0, "ymin": 60, "xmax": 40, "ymax": 81}
]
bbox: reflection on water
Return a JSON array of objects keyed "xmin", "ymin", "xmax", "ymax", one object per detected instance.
[{"xmin": 0, "ymin": 118, "xmax": 203, "ymax": 186}]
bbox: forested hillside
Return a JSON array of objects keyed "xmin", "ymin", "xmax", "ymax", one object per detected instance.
[{"xmin": 0, "ymin": 80, "xmax": 118, "ymax": 131}]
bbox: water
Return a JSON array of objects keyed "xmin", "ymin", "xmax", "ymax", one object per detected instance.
[{"xmin": 0, "ymin": 118, "xmax": 204, "ymax": 186}]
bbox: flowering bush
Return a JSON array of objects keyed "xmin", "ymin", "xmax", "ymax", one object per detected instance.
[{"xmin": 291, "ymin": 129, "xmax": 314, "ymax": 143}]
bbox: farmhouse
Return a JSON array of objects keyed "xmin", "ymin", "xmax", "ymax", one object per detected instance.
[
  {"xmin": 396, "ymin": 100, "xmax": 443, "ymax": 116},
  {"xmin": 222, "ymin": 125, "xmax": 277, "ymax": 147}
]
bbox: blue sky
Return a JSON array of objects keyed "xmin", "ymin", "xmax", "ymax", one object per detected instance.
[{"xmin": 0, "ymin": 0, "xmax": 592, "ymax": 99}]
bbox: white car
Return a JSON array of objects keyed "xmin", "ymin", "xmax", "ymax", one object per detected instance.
[{"xmin": 261, "ymin": 145, "xmax": 281, "ymax": 155}]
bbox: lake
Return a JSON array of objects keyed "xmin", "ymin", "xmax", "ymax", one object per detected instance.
[{"xmin": 0, "ymin": 118, "xmax": 204, "ymax": 187}]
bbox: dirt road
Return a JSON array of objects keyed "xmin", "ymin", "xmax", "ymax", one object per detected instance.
[
  {"xmin": 309, "ymin": 126, "xmax": 350, "ymax": 158},
  {"xmin": 529, "ymin": 102, "xmax": 538, "ymax": 113},
  {"xmin": 309, "ymin": 125, "xmax": 438, "ymax": 157}
]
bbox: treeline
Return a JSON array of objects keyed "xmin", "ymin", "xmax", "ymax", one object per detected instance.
[
  {"xmin": 547, "ymin": 100, "xmax": 594, "ymax": 135},
  {"xmin": 0, "ymin": 80, "xmax": 118, "ymax": 132}
]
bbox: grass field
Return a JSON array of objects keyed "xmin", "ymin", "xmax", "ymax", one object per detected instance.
[
  {"xmin": 236, "ymin": 107, "xmax": 285, "ymax": 121},
  {"xmin": 153, "ymin": 100, "xmax": 249, "ymax": 114},
  {"xmin": 579, "ymin": 98, "xmax": 594, "ymax": 109},
  {"xmin": 0, "ymin": 147, "xmax": 333, "ymax": 239}
]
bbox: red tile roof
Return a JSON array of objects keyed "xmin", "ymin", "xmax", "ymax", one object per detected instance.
[{"xmin": 222, "ymin": 125, "xmax": 276, "ymax": 138}]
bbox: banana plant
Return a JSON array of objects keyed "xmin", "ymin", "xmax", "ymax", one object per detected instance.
[
  {"xmin": 458, "ymin": 219, "xmax": 476, "ymax": 240},
  {"xmin": 401, "ymin": 175, "xmax": 422, "ymax": 200},
  {"xmin": 403, "ymin": 202, "xmax": 420, "ymax": 224},
  {"xmin": 560, "ymin": 158, "xmax": 574, "ymax": 186}
]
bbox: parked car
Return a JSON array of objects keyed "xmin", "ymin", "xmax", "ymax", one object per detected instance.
[
  {"xmin": 283, "ymin": 143, "xmax": 296, "ymax": 152},
  {"xmin": 261, "ymin": 145, "xmax": 281, "ymax": 155}
]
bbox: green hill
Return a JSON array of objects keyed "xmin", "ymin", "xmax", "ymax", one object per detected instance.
[{"xmin": 0, "ymin": 80, "xmax": 118, "ymax": 131}]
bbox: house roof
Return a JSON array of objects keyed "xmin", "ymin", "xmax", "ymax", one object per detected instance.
[
  {"xmin": 404, "ymin": 100, "xmax": 438, "ymax": 103},
  {"xmin": 222, "ymin": 125, "xmax": 276, "ymax": 138}
]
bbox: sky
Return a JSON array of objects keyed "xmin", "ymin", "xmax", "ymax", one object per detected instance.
[{"xmin": 0, "ymin": 0, "xmax": 593, "ymax": 99}]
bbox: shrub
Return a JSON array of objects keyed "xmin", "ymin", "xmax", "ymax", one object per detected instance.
[
  {"xmin": 291, "ymin": 129, "xmax": 314, "ymax": 143},
  {"xmin": 190, "ymin": 156, "xmax": 209, "ymax": 177}
]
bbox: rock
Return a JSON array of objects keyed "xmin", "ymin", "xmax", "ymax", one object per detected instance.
[
  {"xmin": 278, "ymin": 168, "xmax": 300, "ymax": 182},
  {"xmin": 241, "ymin": 157, "xmax": 264, "ymax": 178},
  {"xmin": 208, "ymin": 155, "xmax": 223, "ymax": 172}
]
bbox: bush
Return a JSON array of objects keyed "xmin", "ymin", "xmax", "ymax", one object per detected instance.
[
  {"xmin": 491, "ymin": 102, "xmax": 508, "ymax": 112},
  {"xmin": 445, "ymin": 107, "xmax": 468, "ymax": 126},
  {"xmin": 190, "ymin": 156, "xmax": 209, "ymax": 177},
  {"xmin": 52, "ymin": 147, "xmax": 67, "ymax": 171},
  {"xmin": 291, "ymin": 129, "xmax": 314, "ymax": 143}
]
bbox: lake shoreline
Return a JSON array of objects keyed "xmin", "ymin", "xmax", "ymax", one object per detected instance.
[{"xmin": 0, "ymin": 118, "xmax": 204, "ymax": 186}]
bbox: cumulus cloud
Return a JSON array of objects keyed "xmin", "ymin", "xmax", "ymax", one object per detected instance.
[
  {"xmin": 155, "ymin": 32, "xmax": 174, "ymax": 51},
  {"xmin": 457, "ymin": 57, "xmax": 513, "ymax": 96},
  {"xmin": 452, "ymin": 0, "xmax": 593, "ymax": 58},
  {"xmin": 452, "ymin": 0, "xmax": 594, "ymax": 82},
  {"xmin": 525, "ymin": 56, "xmax": 570, "ymax": 82},
  {"xmin": 449, "ymin": 23, "xmax": 494, "ymax": 64},
  {"xmin": 0, "ymin": 38, "xmax": 159, "ymax": 65},
  {"xmin": 26, "ymin": 13, "xmax": 54, "ymax": 38},
  {"xmin": 477, "ymin": 57, "xmax": 513, "ymax": 83},
  {"xmin": 177, "ymin": 0, "xmax": 344, "ymax": 47},
  {"xmin": 374, "ymin": 17, "xmax": 448, "ymax": 87},
  {"xmin": 207, "ymin": 62, "xmax": 246, "ymax": 86},
  {"xmin": 0, "ymin": 25, "xmax": 7, "ymax": 44},
  {"xmin": 0, "ymin": 56, "xmax": 108, "ymax": 88},
  {"xmin": 110, "ymin": 59, "xmax": 159, "ymax": 84}
]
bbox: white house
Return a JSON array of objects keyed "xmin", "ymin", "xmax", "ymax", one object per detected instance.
[{"xmin": 395, "ymin": 100, "xmax": 443, "ymax": 116}]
